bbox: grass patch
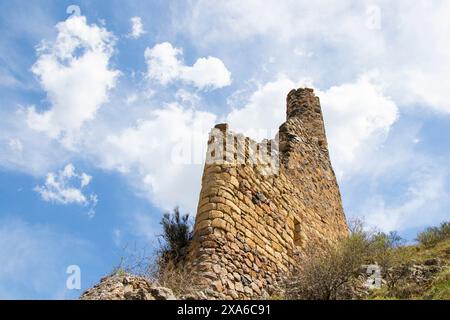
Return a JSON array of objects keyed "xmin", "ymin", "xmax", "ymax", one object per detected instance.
[{"xmin": 425, "ymin": 267, "xmax": 450, "ymax": 300}]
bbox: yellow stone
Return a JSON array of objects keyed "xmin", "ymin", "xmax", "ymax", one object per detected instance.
[{"xmin": 211, "ymin": 218, "xmax": 227, "ymax": 230}]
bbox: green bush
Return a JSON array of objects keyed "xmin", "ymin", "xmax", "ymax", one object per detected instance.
[
  {"xmin": 425, "ymin": 267, "xmax": 450, "ymax": 300},
  {"xmin": 417, "ymin": 222, "xmax": 450, "ymax": 248},
  {"xmin": 159, "ymin": 207, "xmax": 193, "ymax": 263}
]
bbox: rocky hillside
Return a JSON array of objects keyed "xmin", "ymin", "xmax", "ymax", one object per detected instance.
[
  {"xmin": 80, "ymin": 239, "xmax": 449, "ymax": 300},
  {"xmin": 80, "ymin": 221, "xmax": 449, "ymax": 300},
  {"xmin": 368, "ymin": 238, "xmax": 450, "ymax": 300},
  {"xmin": 80, "ymin": 274, "xmax": 177, "ymax": 300}
]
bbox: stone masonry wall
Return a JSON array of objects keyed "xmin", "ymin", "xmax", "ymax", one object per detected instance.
[{"xmin": 187, "ymin": 88, "xmax": 348, "ymax": 299}]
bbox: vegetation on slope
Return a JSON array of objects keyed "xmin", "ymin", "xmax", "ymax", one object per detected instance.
[
  {"xmin": 285, "ymin": 221, "xmax": 450, "ymax": 300},
  {"xmin": 369, "ymin": 235, "xmax": 450, "ymax": 300},
  {"xmin": 114, "ymin": 209, "xmax": 449, "ymax": 300}
]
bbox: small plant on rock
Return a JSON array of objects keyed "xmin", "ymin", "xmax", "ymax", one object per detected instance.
[{"xmin": 158, "ymin": 207, "xmax": 193, "ymax": 264}]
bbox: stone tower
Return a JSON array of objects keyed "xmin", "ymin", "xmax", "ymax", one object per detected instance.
[{"xmin": 187, "ymin": 88, "xmax": 348, "ymax": 299}]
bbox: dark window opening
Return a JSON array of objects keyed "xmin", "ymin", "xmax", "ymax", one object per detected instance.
[{"xmin": 294, "ymin": 218, "xmax": 302, "ymax": 247}]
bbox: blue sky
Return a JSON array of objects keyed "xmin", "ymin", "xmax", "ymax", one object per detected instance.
[{"xmin": 1, "ymin": 0, "xmax": 449, "ymax": 299}]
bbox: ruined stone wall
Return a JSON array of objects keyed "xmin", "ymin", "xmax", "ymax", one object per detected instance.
[{"xmin": 187, "ymin": 88, "xmax": 348, "ymax": 299}]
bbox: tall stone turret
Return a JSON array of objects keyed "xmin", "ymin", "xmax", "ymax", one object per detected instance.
[
  {"xmin": 286, "ymin": 88, "xmax": 328, "ymax": 148},
  {"xmin": 187, "ymin": 88, "xmax": 348, "ymax": 299}
]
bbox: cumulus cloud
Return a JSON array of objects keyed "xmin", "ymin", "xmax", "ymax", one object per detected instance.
[
  {"xmin": 0, "ymin": 108, "xmax": 71, "ymax": 176},
  {"xmin": 144, "ymin": 42, "xmax": 231, "ymax": 89},
  {"xmin": 26, "ymin": 15, "xmax": 119, "ymax": 147},
  {"xmin": 388, "ymin": 1, "xmax": 450, "ymax": 113},
  {"xmin": 175, "ymin": 89, "xmax": 201, "ymax": 107},
  {"xmin": 179, "ymin": 0, "xmax": 450, "ymax": 114},
  {"xmin": 8, "ymin": 138, "xmax": 23, "ymax": 153},
  {"xmin": 1, "ymin": 2, "xmax": 447, "ymax": 238},
  {"xmin": 128, "ymin": 16, "xmax": 145, "ymax": 39},
  {"xmin": 364, "ymin": 167, "xmax": 450, "ymax": 233},
  {"xmin": 227, "ymin": 76, "xmax": 310, "ymax": 137},
  {"xmin": 96, "ymin": 103, "xmax": 217, "ymax": 212},
  {"xmin": 180, "ymin": 0, "xmax": 385, "ymax": 54},
  {"xmin": 318, "ymin": 74, "xmax": 398, "ymax": 178},
  {"xmin": 35, "ymin": 164, "xmax": 97, "ymax": 216},
  {"xmin": 226, "ymin": 74, "xmax": 398, "ymax": 178}
]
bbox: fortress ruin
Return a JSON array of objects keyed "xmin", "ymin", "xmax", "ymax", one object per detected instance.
[{"xmin": 187, "ymin": 88, "xmax": 349, "ymax": 299}]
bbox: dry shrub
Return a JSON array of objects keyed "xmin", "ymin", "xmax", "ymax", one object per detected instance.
[
  {"xmin": 149, "ymin": 258, "xmax": 203, "ymax": 297},
  {"xmin": 284, "ymin": 219, "xmax": 411, "ymax": 300},
  {"xmin": 113, "ymin": 207, "xmax": 199, "ymax": 297},
  {"xmin": 285, "ymin": 220, "xmax": 372, "ymax": 300},
  {"xmin": 417, "ymin": 222, "xmax": 450, "ymax": 248}
]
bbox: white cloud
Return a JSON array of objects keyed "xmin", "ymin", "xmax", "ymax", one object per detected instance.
[
  {"xmin": 34, "ymin": 164, "xmax": 97, "ymax": 215},
  {"xmin": 227, "ymin": 76, "xmax": 310, "ymax": 137},
  {"xmin": 144, "ymin": 42, "xmax": 231, "ymax": 89},
  {"xmin": 180, "ymin": 0, "xmax": 385, "ymax": 55},
  {"xmin": 293, "ymin": 47, "xmax": 313, "ymax": 58},
  {"xmin": 2, "ymin": 3, "xmax": 448, "ymax": 238},
  {"xmin": 388, "ymin": 1, "xmax": 450, "ymax": 113},
  {"xmin": 182, "ymin": 56, "xmax": 232, "ymax": 89},
  {"xmin": 318, "ymin": 74, "xmax": 398, "ymax": 178},
  {"xmin": 179, "ymin": 1, "xmax": 450, "ymax": 114},
  {"xmin": 181, "ymin": 0, "xmax": 297, "ymax": 42},
  {"xmin": 145, "ymin": 42, "xmax": 181, "ymax": 85},
  {"xmin": 0, "ymin": 108, "xmax": 71, "ymax": 176},
  {"xmin": 175, "ymin": 88, "xmax": 201, "ymax": 106},
  {"xmin": 26, "ymin": 15, "xmax": 119, "ymax": 147},
  {"xmin": 96, "ymin": 103, "xmax": 216, "ymax": 213},
  {"xmin": 226, "ymin": 74, "xmax": 398, "ymax": 178},
  {"xmin": 125, "ymin": 93, "xmax": 138, "ymax": 105},
  {"xmin": 80, "ymin": 172, "xmax": 92, "ymax": 188},
  {"xmin": 364, "ymin": 167, "xmax": 450, "ymax": 233},
  {"xmin": 128, "ymin": 16, "xmax": 145, "ymax": 39},
  {"xmin": 8, "ymin": 138, "xmax": 23, "ymax": 153}
]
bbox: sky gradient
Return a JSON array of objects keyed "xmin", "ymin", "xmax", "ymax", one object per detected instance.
[{"xmin": 0, "ymin": 0, "xmax": 449, "ymax": 299}]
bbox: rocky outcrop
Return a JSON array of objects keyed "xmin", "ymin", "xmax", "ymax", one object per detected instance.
[
  {"xmin": 382, "ymin": 258, "xmax": 445, "ymax": 288},
  {"xmin": 80, "ymin": 274, "xmax": 176, "ymax": 300},
  {"xmin": 350, "ymin": 259, "xmax": 447, "ymax": 299}
]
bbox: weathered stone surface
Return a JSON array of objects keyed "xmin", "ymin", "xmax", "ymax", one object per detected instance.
[
  {"xmin": 80, "ymin": 274, "xmax": 175, "ymax": 300},
  {"xmin": 235, "ymin": 282, "xmax": 244, "ymax": 293},
  {"xmin": 149, "ymin": 287, "xmax": 177, "ymax": 300},
  {"xmin": 211, "ymin": 280, "xmax": 224, "ymax": 292},
  {"xmin": 187, "ymin": 88, "xmax": 348, "ymax": 299}
]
